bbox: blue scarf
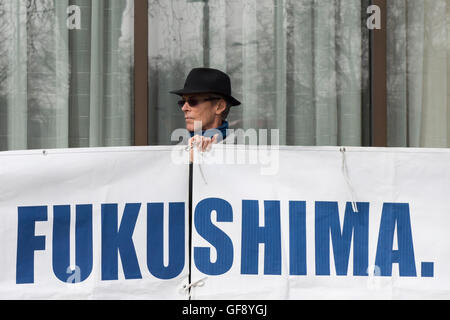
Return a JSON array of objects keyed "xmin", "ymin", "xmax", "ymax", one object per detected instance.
[{"xmin": 189, "ymin": 121, "xmax": 229, "ymax": 142}]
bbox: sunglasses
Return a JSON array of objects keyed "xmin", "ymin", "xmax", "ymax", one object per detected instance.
[{"xmin": 177, "ymin": 97, "xmax": 221, "ymax": 107}]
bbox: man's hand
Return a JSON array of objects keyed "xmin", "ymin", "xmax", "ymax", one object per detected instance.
[{"xmin": 189, "ymin": 134, "xmax": 219, "ymax": 152}]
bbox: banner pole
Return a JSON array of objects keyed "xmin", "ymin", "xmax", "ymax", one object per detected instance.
[{"xmin": 188, "ymin": 159, "xmax": 193, "ymax": 300}]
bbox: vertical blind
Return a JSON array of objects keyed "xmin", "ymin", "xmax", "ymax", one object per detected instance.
[
  {"xmin": 0, "ymin": 0, "xmax": 134, "ymax": 151},
  {"xmin": 147, "ymin": 0, "xmax": 371, "ymax": 146},
  {"xmin": 387, "ymin": 0, "xmax": 450, "ymax": 148},
  {"xmin": 3, "ymin": 0, "xmax": 450, "ymax": 150}
]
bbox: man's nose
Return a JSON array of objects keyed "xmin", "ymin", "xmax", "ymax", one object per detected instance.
[{"xmin": 181, "ymin": 102, "xmax": 190, "ymax": 112}]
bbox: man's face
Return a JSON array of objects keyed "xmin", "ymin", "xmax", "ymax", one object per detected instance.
[{"xmin": 180, "ymin": 93, "xmax": 222, "ymax": 132}]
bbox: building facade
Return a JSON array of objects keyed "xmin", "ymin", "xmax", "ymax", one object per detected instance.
[{"xmin": 1, "ymin": 0, "xmax": 449, "ymax": 151}]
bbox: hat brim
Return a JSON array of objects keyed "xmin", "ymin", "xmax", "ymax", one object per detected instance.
[{"xmin": 170, "ymin": 89, "xmax": 241, "ymax": 107}]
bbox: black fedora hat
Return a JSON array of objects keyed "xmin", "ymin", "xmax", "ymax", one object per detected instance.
[{"xmin": 170, "ymin": 68, "xmax": 241, "ymax": 106}]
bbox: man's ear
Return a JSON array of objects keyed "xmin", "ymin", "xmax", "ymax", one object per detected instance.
[{"xmin": 216, "ymin": 99, "xmax": 227, "ymax": 116}]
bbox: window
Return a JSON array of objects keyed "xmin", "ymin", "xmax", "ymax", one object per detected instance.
[
  {"xmin": 386, "ymin": 0, "xmax": 450, "ymax": 148},
  {"xmin": 147, "ymin": 0, "xmax": 372, "ymax": 146},
  {"xmin": 0, "ymin": 0, "xmax": 134, "ymax": 151},
  {"xmin": 1, "ymin": 0, "xmax": 449, "ymax": 151}
]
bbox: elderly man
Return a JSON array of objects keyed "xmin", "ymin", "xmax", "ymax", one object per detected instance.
[{"xmin": 170, "ymin": 68, "xmax": 241, "ymax": 151}]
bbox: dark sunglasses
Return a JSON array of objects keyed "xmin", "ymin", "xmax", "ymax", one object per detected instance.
[{"xmin": 177, "ymin": 97, "xmax": 221, "ymax": 107}]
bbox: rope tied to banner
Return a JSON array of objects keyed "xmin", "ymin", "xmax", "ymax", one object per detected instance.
[
  {"xmin": 340, "ymin": 147, "xmax": 359, "ymax": 213},
  {"xmin": 181, "ymin": 277, "xmax": 208, "ymax": 299}
]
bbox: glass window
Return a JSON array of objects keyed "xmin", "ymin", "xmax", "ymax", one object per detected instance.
[
  {"xmin": 147, "ymin": 0, "xmax": 371, "ymax": 146},
  {"xmin": 0, "ymin": 0, "xmax": 134, "ymax": 151},
  {"xmin": 387, "ymin": 0, "xmax": 450, "ymax": 148}
]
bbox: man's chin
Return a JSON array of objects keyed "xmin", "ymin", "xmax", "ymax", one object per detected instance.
[
  {"xmin": 185, "ymin": 121, "xmax": 197, "ymax": 133},
  {"xmin": 185, "ymin": 119, "xmax": 205, "ymax": 133}
]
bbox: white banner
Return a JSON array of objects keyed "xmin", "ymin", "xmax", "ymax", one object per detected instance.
[
  {"xmin": 0, "ymin": 147, "xmax": 189, "ymax": 299},
  {"xmin": 191, "ymin": 145, "xmax": 450, "ymax": 300},
  {"xmin": 1, "ymin": 145, "xmax": 450, "ymax": 300}
]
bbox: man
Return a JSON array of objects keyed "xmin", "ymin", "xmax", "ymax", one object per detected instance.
[{"xmin": 170, "ymin": 68, "xmax": 241, "ymax": 151}]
